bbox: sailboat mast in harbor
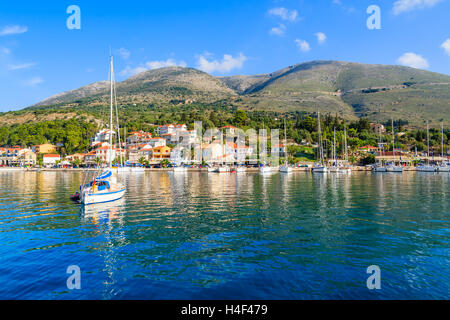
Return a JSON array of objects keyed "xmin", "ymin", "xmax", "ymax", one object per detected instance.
[
  {"xmin": 74, "ymin": 55, "xmax": 126, "ymax": 205},
  {"xmin": 280, "ymin": 117, "xmax": 292, "ymax": 173},
  {"xmin": 333, "ymin": 127, "xmax": 337, "ymax": 167},
  {"xmin": 437, "ymin": 122, "xmax": 449, "ymax": 171},
  {"xmin": 344, "ymin": 125, "xmax": 348, "ymax": 162},
  {"xmin": 312, "ymin": 111, "xmax": 328, "ymax": 173},
  {"xmin": 386, "ymin": 118, "xmax": 403, "ymax": 172},
  {"xmin": 427, "ymin": 120, "xmax": 430, "ymax": 164},
  {"xmin": 391, "ymin": 118, "xmax": 395, "ymax": 162},
  {"xmin": 109, "ymin": 57, "xmax": 114, "ymax": 169},
  {"xmin": 442, "ymin": 122, "xmax": 444, "ymax": 161}
]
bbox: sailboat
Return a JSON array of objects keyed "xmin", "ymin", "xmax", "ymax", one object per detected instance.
[
  {"xmin": 437, "ymin": 122, "xmax": 449, "ymax": 172},
  {"xmin": 373, "ymin": 126, "xmax": 387, "ymax": 172},
  {"xmin": 74, "ymin": 56, "xmax": 126, "ymax": 205},
  {"xmin": 386, "ymin": 118, "xmax": 403, "ymax": 172},
  {"xmin": 280, "ymin": 118, "xmax": 292, "ymax": 173},
  {"xmin": 329, "ymin": 127, "xmax": 351, "ymax": 173},
  {"xmin": 172, "ymin": 149, "xmax": 187, "ymax": 172},
  {"xmin": 418, "ymin": 120, "xmax": 436, "ymax": 172},
  {"xmin": 312, "ymin": 111, "xmax": 328, "ymax": 173},
  {"xmin": 259, "ymin": 121, "xmax": 274, "ymax": 173}
]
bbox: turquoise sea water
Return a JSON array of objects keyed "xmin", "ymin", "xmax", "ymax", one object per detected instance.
[{"xmin": 0, "ymin": 171, "xmax": 448, "ymax": 299}]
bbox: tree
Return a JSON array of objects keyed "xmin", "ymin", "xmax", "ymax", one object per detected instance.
[
  {"xmin": 360, "ymin": 154, "xmax": 376, "ymax": 165},
  {"xmin": 71, "ymin": 158, "xmax": 82, "ymax": 168},
  {"xmin": 234, "ymin": 110, "xmax": 248, "ymax": 126},
  {"xmin": 138, "ymin": 157, "xmax": 146, "ymax": 165},
  {"xmin": 161, "ymin": 159, "xmax": 170, "ymax": 168},
  {"xmin": 94, "ymin": 157, "xmax": 103, "ymax": 168}
]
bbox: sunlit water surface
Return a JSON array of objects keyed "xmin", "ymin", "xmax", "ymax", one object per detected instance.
[{"xmin": 0, "ymin": 171, "xmax": 448, "ymax": 299}]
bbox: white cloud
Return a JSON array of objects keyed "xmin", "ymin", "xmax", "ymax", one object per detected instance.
[
  {"xmin": 0, "ymin": 25, "xmax": 28, "ymax": 36},
  {"xmin": 315, "ymin": 32, "xmax": 327, "ymax": 44},
  {"xmin": 332, "ymin": 0, "xmax": 356, "ymax": 13},
  {"xmin": 120, "ymin": 66, "xmax": 148, "ymax": 77},
  {"xmin": 197, "ymin": 53, "xmax": 247, "ymax": 73},
  {"xmin": 270, "ymin": 24, "xmax": 286, "ymax": 36},
  {"xmin": 120, "ymin": 59, "xmax": 187, "ymax": 77},
  {"xmin": 295, "ymin": 39, "xmax": 311, "ymax": 52},
  {"xmin": 8, "ymin": 62, "xmax": 35, "ymax": 71},
  {"xmin": 117, "ymin": 48, "xmax": 130, "ymax": 60},
  {"xmin": 146, "ymin": 58, "xmax": 186, "ymax": 70},
  {"xmin": 441, "ymin": 39, "xmax": 450, "ymax": 56},
  {"xmin": 268, "ymin": 7, "xmax": 298, "ymax": 22},
  {"xmin": 23, "ymin": 76, "xmax": 44, "ymax": 86},
  {"xmin": 1, "ymin": 47, "xmax": 11, "ymax": 55},
  {"xmin": 393, "ymin": 0, "xmax": 443, "ymax": 15},
  {"xmin": 397, "ymin": 52, "xmax": 429, "ymax": 69}
]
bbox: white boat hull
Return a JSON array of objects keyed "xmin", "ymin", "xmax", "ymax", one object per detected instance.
[
  {"xmin": 437, "ymin": 166, "xmax": 450, "ymax": 172},
  {"xmin": 279, "ymin": 165, "xmax": 292, "ymax": 173},
  {"xmin": 312, "ymin": 166, "xmax": 328, "ymax": 173},
  {"xmin": 173, "ymin": 167, "xmax": 187, "ymax": 172},
  {"xmin": 236, "ymin": 167, "xmax": 246, "ymax": 173},
  {"xmin": 130, "ymin": 167, "xmax": 145, "ymax": 172},
  {"xmin": 373, "ymin": 166, "xmax": 387, "ymax": 172},
  {"xmin": 330, "ymin": 167, "xmax": 351, "ymax": 174},
  {"xmin": 81, "ymin": 187, "xmax": 126, "ymax": 205},
  {"xmin": 417, "ymin": 166, "xmax": 436, "ymax": 172},
  {"xmin": 218, "ymin": 167, "xmax": 230, "ymax": 173},
  {"xmin": 386, "ymin": 166, "xmax": 403, "ymax": 172},
  {"xmin": 259, "ymin": 167, "xmax": 273, "ymax": 173}
]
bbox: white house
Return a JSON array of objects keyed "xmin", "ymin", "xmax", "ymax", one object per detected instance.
[
  {"xmin": 43, "ymin": 154, "xmax": 61, "ymax": 167},
  {"xmin": 157, "ymin": 124, "xmax": 187, "ymax": 136},
  {"xmin": 272, "ymin": 144, "xmax": 287, "ymax": 157},
  {"xmin": 147, "ymin": 137, "xmax": 167, "ymax": 148},
  {"xmin": 90, "ymin": 129, "xmax": 116, "ymax": 147},
  {"xmin": 126, "ymin": 131, "xmax": 152, "ymax": 145}
]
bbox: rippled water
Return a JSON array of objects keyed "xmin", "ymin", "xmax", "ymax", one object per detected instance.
[{"xmin": 0, "ymin": 171, "xmax": 448, "ymax": 299}]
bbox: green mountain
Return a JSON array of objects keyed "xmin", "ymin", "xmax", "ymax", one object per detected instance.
[
  {"xmin": 220, "ymin": 61, "xmax": 450, "ymax": 125},
  {"xmin": 5, "ymin": 60, "xmax": 450, "ymax": 127}
]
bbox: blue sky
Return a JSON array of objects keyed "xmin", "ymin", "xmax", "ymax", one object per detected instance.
[{"xmin": 0, "ymin": 0, "xmax": 449, "ymax": 111}]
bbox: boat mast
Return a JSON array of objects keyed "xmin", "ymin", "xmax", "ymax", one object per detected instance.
[
  {"xmin": 427, "ymin": 120, "xmax": 430, "ymax": 165},
  {"xmin": 318, "ymin": 111, "xmax": 323, "ymax": 165},
  {"xmin": 441, "ymin": 122, "xmax": 444, "ymax": 162},
  {"xmin": 333, "ymin": 127, "xmax": 336, "ymax": 167},
  {"xmin": 391, "ymin": 118, "xmax": 395, "ymax": 165},
  {"xmin": 379, "ymin": 127, "xmax": 383, "ymax": 159},
  {"xmin": 344, "ymin": 125, "xmax": 348, "ymax": 162},
  {"xmin": 284, "ymin": 118, "xmax": 288, "ymax": 166},
  {"xmin": 109, "ymin": 56, "xmax": 114, "ymax": 170}
]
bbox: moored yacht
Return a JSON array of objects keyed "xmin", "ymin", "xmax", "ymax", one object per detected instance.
[
  {"xmin": 173, "ymin": 166, "xmax": 188, "ymax": 172},
  {"xmin": 417, "ymin": 163, "xmax": 436, "ymax": 172},
  {"xmin": 386, "ymin": 118, "xmax": 403, "ymax": 173},
  {"xmin": 386, "ymin": 163, "xmax": 403, "ymax": 172},
  {"xmin": 76, "ymin": 56, "xmax": 126, "ymax": 205},
  {"xmin": 259, "ymin": 165, "xmax": 272, "ymax": 174},
  {"xmin": 312, "ymin": 164, "xmax": 328, "ymax": 173},
  {"xmin": 312, "ymin": 111, "xmax": 327, "ymax": 173},
  {"xmin": 279, "ymin": 119, "xmax": 292, "ymax": 173},
  {"xmin": 418, "ymin": 121, "xmax": 436, "ymax": 172},
  {"xmin": 373, "ymin": 164, "xmax": 387, "ymax": 172}
]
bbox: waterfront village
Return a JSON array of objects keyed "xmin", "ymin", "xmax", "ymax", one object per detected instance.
[{"xmin": 0, "ymin": 122, "xmax": 448, "ymax": 170}]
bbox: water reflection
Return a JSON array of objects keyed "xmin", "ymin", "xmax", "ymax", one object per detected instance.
[{"xmin": 0, "ymin": 171, "xmax": 448, "ymax": 299}]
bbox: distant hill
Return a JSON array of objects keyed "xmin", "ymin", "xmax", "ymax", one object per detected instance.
[
  {"xmin": 32, "ymin": 66, "xmax": 236, "ymax": 108},
  {"xmin": 10, "ymin": 60, "xmax": 450, "ymax": 127}
]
